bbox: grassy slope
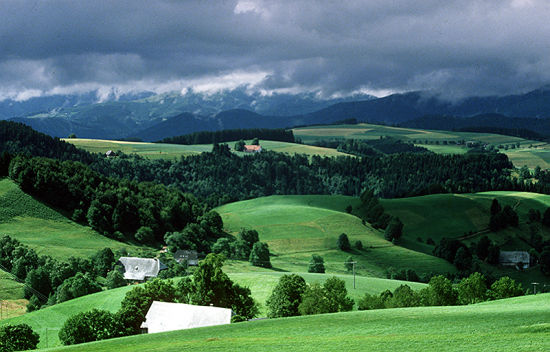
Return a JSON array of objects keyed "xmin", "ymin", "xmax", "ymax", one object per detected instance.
[
  {"xmin": 293, "ymin": 123, "xmax": 550, "ymax": 168},
  {"xmin": 382, "ymin": 191, "xmax": 550, "ymax": 286},
  {"xmin": 1, "ymin": 285, "xmax": 134, "ymax": 348},
  {"xmin": 64, "ymin": 138, "xmax": 349, "ymax": 160},
  {"xmin": 2, "ymin": 272, "xmax": 425, "ymax": 348},
  {"xmin": 47, "ymin": 293, "xmax": 550, "ymax": 352},
  {"xmin": 216, "ymin": 195, "xmax": 456, "ymax": 277},
  {"xmin": 0, "ymin": 178, "xmax": 143, "ymax": 259}
]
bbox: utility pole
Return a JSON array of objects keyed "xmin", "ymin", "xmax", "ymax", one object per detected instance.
[
  {"xmin": 532, "ymin": 282, "xmax": 539, "ymax": 295},
  {"xmin": 352, "ymin": 261, "xmax": 357, "ymax": 289}
]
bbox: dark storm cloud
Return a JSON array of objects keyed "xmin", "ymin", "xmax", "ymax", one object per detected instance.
[{"xmin": 1, "ymin": 0, "xmax": 550, "ymax": 100}]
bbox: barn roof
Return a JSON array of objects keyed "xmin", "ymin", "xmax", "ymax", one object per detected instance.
[
  {"xmin": 118, "ymin": 257, "xmax": 166, "ymax": 281},
  {"xmin": 499, "ymin": 251, "xmax": 530, "ymax": 264},
  {"xmin": 140, "ymin": 301, "xmax": 232, "ymax": 333},
  {"xmin": 244, "ymin": 145, "xmax": 262, "ymax": 152}
]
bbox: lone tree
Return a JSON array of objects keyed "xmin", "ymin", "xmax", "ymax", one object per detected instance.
[
  {"xmin": 266, "ymin": 274, "xmax": 307, "ymax": 318},
  {"xmin": 337, "ymin": 233, "xmax": 351, "ymax": 251},
  {"xmin": 490, "ymin": 198, "xmax": 501, "ymax": 216},
  {"xmin": 384, "ymin": 217, "xmax": 403, "ymax": 242},
  {"xmin": 0, "ymin": 323, "xmax": 39, "ymax": 352},
  {"xmin": 308, "ymin": 254, "xmax": 325, "ymax": 273},
  {"xmin": 344, "ymin": 256, "xmax": 354, "ymax": 272},
  {"xmin": 234, "ymin": 140, "xmax": 246, "ymax": 151},
  {"xmin": 249, "ymin": 242, "xmax": 271, "ymax": 268}
]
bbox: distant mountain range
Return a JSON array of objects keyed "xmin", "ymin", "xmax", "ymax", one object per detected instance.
[{"xmin": 4, "ymin": 86, "xmax": 550, "ymax": 140}]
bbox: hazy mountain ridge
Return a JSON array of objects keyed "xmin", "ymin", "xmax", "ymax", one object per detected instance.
[{"xmin": 6, "ymin": 87, "xmax": 550, "ymax": 140}]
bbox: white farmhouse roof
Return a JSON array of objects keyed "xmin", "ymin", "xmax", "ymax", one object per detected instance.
[
  {"xmin": 140, "ymin": 301, "xmax": 232, "ymax": 334},
  {"xmin": 499, "ymin": 251, "xmax": 530, "ymax": 269},
  {"xmin": 118, "ymin": 257, "xmax": 166, "ymax": 281}
]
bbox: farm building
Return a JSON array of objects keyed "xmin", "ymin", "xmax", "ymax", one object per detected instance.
[
  {"xmin": 174, "ymin": 250, "xmax": 199, "ymax": 266},
  {"xmin": 140, "ymin": 301, "xmax": 232, "ymax": 334},
  {"xmin": 118, "ymin": 257, "xmax": 167, "ymax": 281},
  {"xmin": 499, "ymin": 251, "xmax": 530, "ymax": 269},
  {"xmin": 105, "ymin": 150, "xmax": 117, "ymax": 157},
  {"xmin": 243, "ymin": 145, "xmax": 262, "ymax": 153}
]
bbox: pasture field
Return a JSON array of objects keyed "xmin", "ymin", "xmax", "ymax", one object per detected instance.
[
  {"xmin": 46, "ymin": 293, "xmax": 550, "ymax": 352},
  {"xmin": 2, "ymin": 285, "xmax": 134, "ymax": 348},
  {"xmin": 2, "ymin": 272, "xmax": 425, "ymax": 348},
  {"xmin": 64, "ymin": 138, "xmax": 350, "ymax": 159},
  {"xmin": 381, "ymin": 191, "xmax": 550, "ymax": 286},
  {"xmin": 216, "ymin": 195, "xmax": 456, "ymax": 277},
  {"xmin": 294, "ymin": 123, "xmax": 550, "ymax": 168},
  {"xmin": 0, "ymin": 270, "xmax": 23, "ymax": 301},
  {"xmin": 63, "ymin": 138, "xmax": 210, "ymax": 159},
  {"xmin": 0, "ymin": 178, "xmax": 143, "ymax": 259}
]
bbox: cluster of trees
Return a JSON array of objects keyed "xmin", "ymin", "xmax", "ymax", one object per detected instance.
[
  {"xmin": 0, "ymin": 121, "xmax": 96, "ymax": 165},
  {"xmin": 265, "ymin": 274, "xmax": 353, "ymax": 318},
  {"xmin": 58, "ymin": 254, "xmax": 257, "ymax": 346},
  {"xmin": 313, "ymin": 137, "xmax": 430, "ymax": 157},
  {"xmin": 433, "ymin": 236, "xmax": 500, "ymax": 273},
  {"xmin": 160, "ymin": 128, "xmax": 295, "ymax": 145},
  {"xmin": 0, "ymin": 235, "xmax": 126, "ymax": 312},
  {"xmin": 358, "ymin": 273, "xmax": 524, "ymax": 310},
  {"xmin": 489, "ymin": 199, "xmax": 519, "ymax": 231},
  {"xmin": 0, "ymin": 121, "xmax": 523, "ymax": 208},
  {"xmin": 0, "ymin": 323, "xmax": 39, "ymax": 352},
  {"xmin": 211, "ymin": 229, "xmax": 272, "ymax": 268},
  {"xmin": 7, "ymin": 155, "xmax": 220, "ymax": 247}
]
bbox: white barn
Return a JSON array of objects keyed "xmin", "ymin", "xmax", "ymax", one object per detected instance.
[
  {"xmin": 140, "ymin": 301, "xmax": 232, "ymax": 334},
  {"xmin": 118, "ymin": 257, "xmax": 166, "ymax": 281},
  {"xmin": 499, "ymin": 251, "xmax": 530, "ymax": 269}
]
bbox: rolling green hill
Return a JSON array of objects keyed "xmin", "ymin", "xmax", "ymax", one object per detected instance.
[
  {"xmin": 46, "ymin": 293, "xmax": 550, "ymax": 352},
  {"xmin": 2, "ymin": 272, "xmax": 425, "ymax": 348},
  {"xmin": 0, "ymin": 178, "xmax": 143, "ymax": 259},
  {"xmin": 64, "ymin": 138, "xmax": 350, "ymax": 160},
  {"xmin": 293, "ymin": 123, "xmax": 550, "ymax": 168},
  {"xmin": 382, "ymin": 191, "xmax": 550, "ymax": 286},
  {"xmin": 216, "ymin": 195, "xmax": 456, "ymax": 277}
]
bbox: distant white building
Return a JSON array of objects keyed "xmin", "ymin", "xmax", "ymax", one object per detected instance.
[
  {"xmin": 118, "ymin": 257, "xmax": 166, "ymax": 281},
  {"xmin": 140, "ymin": 301, "xmax": 232, "ymax": 334},
  {"xmin": 499, "ymin": 251, "xmax": 530, "ymax": 270}
]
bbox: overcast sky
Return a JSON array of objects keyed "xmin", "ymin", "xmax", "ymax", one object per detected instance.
[{"xmin": 1, "ymin": 0, "xmax": 550, "ymax": 101}]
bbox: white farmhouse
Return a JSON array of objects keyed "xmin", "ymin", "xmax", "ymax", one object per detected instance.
[
  {"xmin": 118, "ymin": 257, "xmax": 166, "ymax": 281},
  {"xmin": 140, "ymin": 301, "xmax": 232, "ymax": 334}
]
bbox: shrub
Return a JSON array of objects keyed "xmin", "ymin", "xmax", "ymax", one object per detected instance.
[
  {"xmin": 59, "ymin": 309, "xmax": 121, "ymax": 345},
  {"xmin": 387, "ymin": 284, "xmax": 420, "ymax": 308},
  {"xmin": 105, "ymin": 269, "xmax": 126, "ymax": 289},
  {"xmin": 425, "ymin": 275, "xmax": 457, "ymax": 306},
  {"xmin": 266, "ymin": 274, "xmax": 307, "ymax": 318},
  {"xmin": 489, "ymin": 277, "xmax": 524, "ymax": 300},
  {"xmin": 0, "ymin": 323, "xmax": 39, "ymax": 352},
  {"xmin": 384, "ymin": 217, "xmax": 403, "ymax": 242},
  {"xmin": 337, "ymin": 233, "xmax": 351, "ymax": 251},
  {"xmin": 308, "ymin": 255, "xmax": 325, "ymax": 273},
  {"xmin": 249, "ymin": 242, "xmax": 271, "ymax": 268},
  {"xmin": 457, "ymin": 272, "xmax": 487, "ymax": 304},
  {"xmin": 357, "ymin": 293, "xmax": 385, "ymax": 310},
  {"xmin": 355, "ymin": 240, "xmax": 363, "ymax": 250}
]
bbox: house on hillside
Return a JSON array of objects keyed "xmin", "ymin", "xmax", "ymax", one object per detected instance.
[
  {"xmin": 243, "ymin": 145, "xmax": 262, "ymax": 153},
  {"xmin": 140, "ymin": 301, "xmax": 232, "ymax": 334},
  {"xmin": 174, "ymin": 250, "xmax": 198, "ymax": 266},
  {"xmin": 105, "ymin": 150, "xmax": 117, "ymax": 157},
  {"xmin": 118, "ymin": 257, "xmax": 167, "ymax": 281},
  {"xmin": 499, "ymin": 251, "xmax": 530, "ymax": 270}
]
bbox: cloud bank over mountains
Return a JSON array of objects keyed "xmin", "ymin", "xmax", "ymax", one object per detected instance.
[{"xmin": 1, "ymin": 0, "xmax": 550, "ymax": 101}]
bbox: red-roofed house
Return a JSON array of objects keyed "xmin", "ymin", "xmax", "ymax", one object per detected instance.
[{"xmin": 244, "ymin": 145, "xmax": 262, "ymax": 153}]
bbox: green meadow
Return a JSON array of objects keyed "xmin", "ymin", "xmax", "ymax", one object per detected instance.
[
  {"xmin": 294, "ymin": 123, "xmax": 550, "ymax": 168},
  {"xmin": 216, "ymin": 195, "xmax": 456, "ymax": 277},
  {"xmin": 0, "ymin": 178, "xmax": 143, "ymax": 259},
  {"xmin": 2, "ymin": 272, "xmax": 426, "ymax": 348},
  {"xmin": 64, "ymin": 138, "xmax": 349, "ymax": 159},
  {"xmin": 45, "ymin": 293, "xmax": 550, "ymax": 352}
]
